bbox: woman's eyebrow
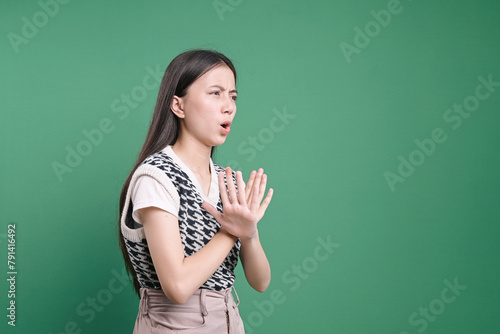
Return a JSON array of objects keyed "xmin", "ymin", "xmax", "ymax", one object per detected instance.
[{"xmin": 209, "ymin": 85, "xmax": 238, "ymax": 94}]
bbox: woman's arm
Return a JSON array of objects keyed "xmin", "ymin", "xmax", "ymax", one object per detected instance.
[
  {"xmin": 141, "ymin": 207, "xmax": 237, "ymax": 304},
  {"xmin": 240, "ymin": 233, "xmax": 271, "ymax": 292},
  {"xmin": 203, "ymin": 168, "xmax": 273, "ymax": 293}
]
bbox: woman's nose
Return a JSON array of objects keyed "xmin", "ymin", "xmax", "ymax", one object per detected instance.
[{"xmin": 222, "ymin": 95, "xmax": 235, "ymax": 114}]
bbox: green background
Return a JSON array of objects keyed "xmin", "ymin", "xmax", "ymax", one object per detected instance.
[{"xmin": 1, "ymin": 0, "xmax": 499, "ymax": 333}]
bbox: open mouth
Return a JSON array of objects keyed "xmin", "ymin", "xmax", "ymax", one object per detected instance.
[{"xmin": 220, "ymin": 122, "xmax": 231, "ymax": 133}]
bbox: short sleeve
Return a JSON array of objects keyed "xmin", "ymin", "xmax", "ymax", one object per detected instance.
[{"xmin": 131, "ymin": 175, "xmax": 179, "ymax": 224}]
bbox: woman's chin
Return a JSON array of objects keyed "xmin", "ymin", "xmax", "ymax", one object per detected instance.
[
  {"xmin": 211, "ymin": 136, "xmax": 228, "ymax": 147},
  {"xmin": 212, "ymin": 141, "xmax": 226, "ymax": 147}
]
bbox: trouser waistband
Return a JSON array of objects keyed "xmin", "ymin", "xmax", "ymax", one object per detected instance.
[{"xmin": 139, "ymin": 286, "xmax": 240, "ymax": 316}]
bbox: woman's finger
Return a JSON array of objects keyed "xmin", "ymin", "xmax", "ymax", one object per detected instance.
[
  {"xmin": 225, "ymin": 167, "xmax": 238, "ymax": 204},
  {"xmin": 250, "ymin": 169, "xmax": 264, "ymax": 211},
  {"xmin": 235, "ymin": 171, "xmax": 246, "ymax": 205},
  {"xmin": 246, "ymin": 188, "xmax": 254, "ymax": 206},
  {"xmin": 257, "ymin": 173, "xmax": 268, "ymax": 201},
  {"xmin": 257, "ymin": 188, "xmax": 274, "ymax": 217},
  {"xmin": 218, "ymin": 171, "xmax": 230, "ymax": 205},
  {"xmin": 202, "ymin": 201, "xmax": 223, "ymax": 222},
  {"xmin": 245, "ymin": 170, "xmax": 256, "ymax": 200}
]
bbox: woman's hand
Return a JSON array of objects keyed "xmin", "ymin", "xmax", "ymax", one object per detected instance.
[{"xmin": 202, "ymin": 167, "xmax": 273, "ymax": 241}]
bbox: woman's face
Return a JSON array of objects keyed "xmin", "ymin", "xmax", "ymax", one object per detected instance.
[{"xmin": 174, "ymin": 65, "xmax": 237, "ymax": 148}]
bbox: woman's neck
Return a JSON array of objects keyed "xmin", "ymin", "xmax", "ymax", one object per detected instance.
[{"xmin": 171, "ymin": 136, "xmax": 212, "ymax": 176}]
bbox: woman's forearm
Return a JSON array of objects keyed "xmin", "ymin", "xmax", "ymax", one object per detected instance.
[
  {"xmin": 240, "ymin": 232, "xmax": 271, "ymax": 292},
  {"xmin": 174, "ymin": 230, "xmax": 238, "ymax": 301}
]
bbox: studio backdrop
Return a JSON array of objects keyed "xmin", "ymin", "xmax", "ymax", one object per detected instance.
[{"xmin": 1, "ymin": 0, "xmax": 499, "ymax": 333}]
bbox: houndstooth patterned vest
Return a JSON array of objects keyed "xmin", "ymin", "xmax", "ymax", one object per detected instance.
[{"xmin": 120, "ymin": 147, "xmax": 241, "ymax": 291}]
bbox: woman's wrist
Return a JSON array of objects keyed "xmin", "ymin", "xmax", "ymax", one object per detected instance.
[
  {"xmin": 218, "ymin": 228, "xmax": 239, "ymax": 242},
  {"xmin": 239, "ymin": 230, "xmax": 259, "ymax": 244}
]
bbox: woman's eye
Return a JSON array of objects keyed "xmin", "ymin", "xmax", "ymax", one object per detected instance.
[
  {"xmin": 211, "ymin": 91, "xmax": 220, "ymax": 95},
  {"xmin": 231, "ymin": 95, "xmax": 238, "ymax": 101}
]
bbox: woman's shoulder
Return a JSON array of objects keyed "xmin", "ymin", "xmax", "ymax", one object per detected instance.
[
  {"xmin": 141, "ymin": 148, "xmax": 182, "ymax": 174},
  {"xmin": 131, "ymin": 148, "xmax": 181, "ymax": 185}
]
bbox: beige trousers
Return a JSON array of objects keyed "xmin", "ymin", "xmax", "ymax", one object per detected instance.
[{"xmin": 133, "ymin": 287, "xmax": 245, "ymax": 333}]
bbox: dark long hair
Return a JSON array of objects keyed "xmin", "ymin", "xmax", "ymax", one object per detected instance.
[{"xmin": 118, "ymin": 49, "xmax": 237, "ymax": 296}]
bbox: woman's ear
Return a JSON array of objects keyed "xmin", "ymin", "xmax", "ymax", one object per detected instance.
[{"xmin": 171, "ymin": 95, "xmax": 185, "ymax": 118}]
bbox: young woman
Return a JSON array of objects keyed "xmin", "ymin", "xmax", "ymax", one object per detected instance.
[{"xmin": 118, "ymin": 49, "xmax": 273, "ymax": 333}]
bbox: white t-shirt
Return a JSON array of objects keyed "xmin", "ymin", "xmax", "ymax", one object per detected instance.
[{"xmin": 131, "ymin": 175, "xmax": 178, "ymax": 223}]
